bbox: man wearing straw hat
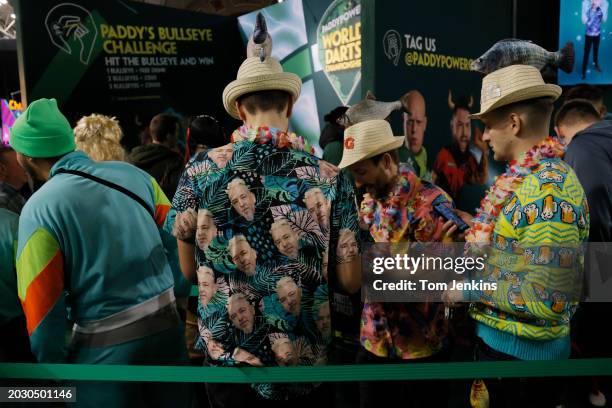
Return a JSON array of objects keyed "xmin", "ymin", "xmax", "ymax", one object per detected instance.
[
  {"xmin": 445, "ymin": 65, "xmax": 590, "ymax": 406},
  {"xmin": 9, "ymin": 98, "xmax": 191, "ymax": 406},
  {"xmin": 170, "ymin": 19, "xmax": 361, "ymax": 406},
  {"xmin": 338, "ymin": 119, "xmax": 455, "ymax": 408}
]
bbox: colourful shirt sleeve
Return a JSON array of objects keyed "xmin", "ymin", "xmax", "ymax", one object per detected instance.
[
  {"xmin": 329, "ymin": 171, "xmax": 360, "ymax": 266},
  {"xmin": 16, "ymin": 226, "xmax": 67, "ymax": 363},
  {"xmin": 151, "ymin": 176, "xmax": 171, "ymax": 228}
]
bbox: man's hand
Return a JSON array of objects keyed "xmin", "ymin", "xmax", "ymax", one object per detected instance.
[
  {"xmin": 172, "ymin": 209, "xmax": 197, "ymax": 240},
  {"xmin": 441, "ymin": 209, "xmax": 474, "ymax": 241}
]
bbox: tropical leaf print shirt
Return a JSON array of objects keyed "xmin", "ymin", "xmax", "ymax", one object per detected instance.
[{"xmin": 170, "ymin": 126, "xmax": 359, "ymax": 400}]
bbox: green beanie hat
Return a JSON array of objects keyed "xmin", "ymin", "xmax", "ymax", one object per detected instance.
[{"xmin": 9, "ymin": 98, "xmax": 75, "ymax": 158}]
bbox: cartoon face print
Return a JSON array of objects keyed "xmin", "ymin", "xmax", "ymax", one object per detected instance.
[{"xmin": 226, "ymin": 178, "xmax": 256, "ymax": 221}]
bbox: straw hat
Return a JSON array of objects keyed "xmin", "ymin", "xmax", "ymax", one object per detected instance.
[
  {"xmin": 222, "ymin": 57, "xmax": 301, "ymax": 119},
  {"xmin": 470, "ymin": 65, "xmax": 561, "ymax": 118},
  {"xmin": 338, "ymin": 120, "xmax": 404, "ymax": 169}
]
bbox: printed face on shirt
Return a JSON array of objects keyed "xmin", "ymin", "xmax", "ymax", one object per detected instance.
[
  {"xmin": 271, "ymin": 222, "xmax": 299, "ymax": 259},
  {"xmin": 196, "ymin": 210, "xmax": 217, "ymax": 250},
  {"xmin": 272, "ymin": 338, "xmax": 298, "ymax": 366},
  {"xmin": 208, "ymin": 144, "xmax": 233, "ymax": 168},
  {"xmin": 337, "ymin": 229, "xmax": 358, "ymax": 263},
  {"xmin": 321, "ymin": 250, "xmax": 329, "ymax": 281},
  {"xmin": 228, "ymin": 295, "xmax": 255, "ymax": 334},
  {"xmin": 451, "ymin": 108, "xmax": 472, "ymax": 153},
  {"xmin": 230, "ymin": 238, "xmax": 257, "ymax": 276},
  {"xmin": 227, "ymin": 182, "xmax": 256, "ymax": 221},
  {"xmin": 276, "ymin": 277, "xmax": 302, "ymax": 316},
  {"xmin": 303, "ymin": 188, "xmax": 331, "ymax": 229},
  {"xmin": 197, "ymin": 266, "xmax": 217, "ymax": 307},
  {"xmin": 315, "ymin": 302, "xmax": 331, "ymax": 338}
]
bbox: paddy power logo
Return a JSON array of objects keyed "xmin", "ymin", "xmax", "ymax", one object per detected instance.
[
  {"xmin": 382, "ymin": 31, "xmax": 473, "ymax": 72},
  {"xmin": 317, "ymin": 0, "xmax": 361, "ymax": 105}
]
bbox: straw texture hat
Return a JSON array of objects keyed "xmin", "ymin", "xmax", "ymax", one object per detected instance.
[
  {"xmin": 471, "ymin": 64, "xmax": 561, "ymax": 118},
  {"xmin": 222, "ymin": 57, "xmax": 301, "ymax": 119},
  {"xmin": 338, "ymin": 120, "xmax": 404, "ymax": 169}
]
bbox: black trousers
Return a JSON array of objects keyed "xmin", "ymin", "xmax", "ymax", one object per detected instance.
[
  {"xmin": 204, "ymin": 382, "xmax": 332, "ymax": 408},
  {"xmin": 475, "ymin": 338, "xmax": 562, "ymax": 408},
  {"xmin": 0, "ymin": 315, "xmax": 35, "ymax": 363},
  {"xmin": 356, "ymin": 347, "xmax": 450, "ymax": 408},
  {"xmin": 582, "ymin": 34, "xmax": 601, "ymax": 76}
]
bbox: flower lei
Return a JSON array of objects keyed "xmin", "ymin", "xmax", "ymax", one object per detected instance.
[
  {"xmin": 231, "ymin": 125, "xmax": 314, "ymax": 155},
  {"xmin": 360, "ymin": 166, "xmax": 418, "ymax": 242},
  {"xmin": 465, "ymin": 136, "xmax": 565, "ymax": 244}
]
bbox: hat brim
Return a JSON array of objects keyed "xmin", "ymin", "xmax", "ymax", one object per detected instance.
[
  {"xmin": 470, "ymin": 84, "xmax": 562, "ymax": 119},
  {"xmin": 222, "ymin": 72, "xmax": 302, "ymax": 119},
  {"xmin": 338, "ymin": 136, "xmax": 405, "ymax": 169}
]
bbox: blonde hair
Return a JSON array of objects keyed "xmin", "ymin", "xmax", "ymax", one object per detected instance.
[
  {"xmin": 226, "ymin": 178, "xmax": 249, "ymax": 196},
  {"xmin": 227, "ymin": 292, "xmax": 250, "ymax": 311},
  {"xmin": 276, "ymin": 276, "xmax": 298, "ymax": 292},
  {"xmin": 74, "ymin": 114, "xmax": 127, "ymax": 162},
  {"xmin": 270, "ymin": 219, "xmax": 293, "ymax": 235},
  {"xmin": 228, "ymin": 234, "xmax": 250, "ymax": 254}
]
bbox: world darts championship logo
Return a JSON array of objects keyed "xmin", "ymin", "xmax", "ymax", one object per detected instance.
[
  {"xmin": 45, "ymin": 3, "xmax": 98, "ymax": 65},
  {"xmin": 383, "ymin": 29, "xmax": 402, "ymax": 66}
]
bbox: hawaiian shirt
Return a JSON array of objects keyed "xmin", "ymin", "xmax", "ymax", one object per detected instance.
[
  {"xmin": 171, "ymin": 126, "xmax": 359, "ymax": 400},
  {"xmin": 359, "ymin": 164, "xmax": 453, "ymax": 359}
]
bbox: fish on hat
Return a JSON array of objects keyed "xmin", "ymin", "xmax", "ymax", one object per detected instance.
[
  {"xmin": 338, "ymin": 119, "xmax": 404, "ymax": 169},
  {"xmin": 222, "ymin": 13, "xmax": 301, "ymax": 120},
  {"xmin": 9, "ymin": 98, "xmax": 75, "ymax": 158},
  {"xmin": 470, "ymin": 65, "xmax": 561, "ymax": 119}
]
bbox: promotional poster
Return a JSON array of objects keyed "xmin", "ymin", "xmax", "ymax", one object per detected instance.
[
  {"xmin": 13, "ymin": 0, "xmax": 244, "ymax": 147},
  {"xmin": 559, "ymin": 0, "xmax": 611, "ymax": 85}
]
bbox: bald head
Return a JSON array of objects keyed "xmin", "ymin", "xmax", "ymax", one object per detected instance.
[{"xmin": 403, "ymin": 91, "xmax": 427, "ymax": 154}]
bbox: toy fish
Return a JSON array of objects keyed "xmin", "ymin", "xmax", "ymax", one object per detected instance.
[
  {"xmin": 471, "ymin": 39, "xmax": 574, "ymax": 74},
  {"xmin": 338, "ymin": 91, "xmax": 410, "ymax": 127},
  {"xmin": 246, "ymin": 12, "xmax": 272, "ymax": 62}
]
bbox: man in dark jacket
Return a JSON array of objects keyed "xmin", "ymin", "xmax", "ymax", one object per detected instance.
[
  {"xmin": 130, "ymin": 113, "xmax": 183, "ymax": 199},
  {"xmin": 555, "ymin": 99, "xmax": 611, "ymax": 242},
  {"xmin": 555, "ymin": 98, "xmax": 612, "ymax": 407}
]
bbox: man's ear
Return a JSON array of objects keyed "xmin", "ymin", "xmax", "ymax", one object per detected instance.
[
  {"xmin": 236, "ymin": 101, "xmax": 247, "ymax": 121},
  {"xmin": 600, "ymin": 105, "xmax": 607, "ymax": 119},
  {"xmin": 285, "ymin": 98, "xmax": 294, "ymax": 118},
  {"xmin": 509, "ymin": 112, "xmax": 522, "ymax": 136}
]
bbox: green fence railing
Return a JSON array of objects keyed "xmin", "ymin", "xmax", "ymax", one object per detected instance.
[{"xmin": 2, "ymin": 359, "xmax": 612, "ymax": 383}]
